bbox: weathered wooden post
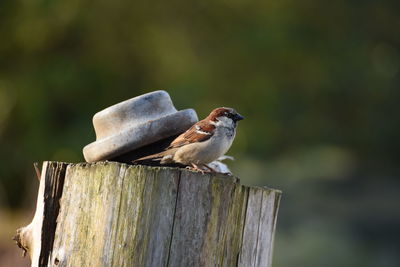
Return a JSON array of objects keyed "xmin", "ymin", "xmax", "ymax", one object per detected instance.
[
  {"xmin": 14, "ymin": 91, "xmax": 282, "ymax": 266},
  {"xmin": 15, "ymin": 161, "xmax": 281, "ymax": 267}
]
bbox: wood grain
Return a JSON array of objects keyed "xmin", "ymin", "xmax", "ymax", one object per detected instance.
[{"xmin": 19, "ymin": 161, "xmax": 281, "ymax": 267}]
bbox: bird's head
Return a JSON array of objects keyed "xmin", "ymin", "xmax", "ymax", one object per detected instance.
[{"xmin": 208, "ymin": 107, "xmax": 244, "ymax": 124}]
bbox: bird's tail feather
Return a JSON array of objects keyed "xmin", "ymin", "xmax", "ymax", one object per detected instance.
[
  {"xmin": 133, "ymin": 148, "xmax": 178, "ymax": 163},
  {"xmin": 133, "ymin": 152, "xmax": 165, "ymax": 162}
]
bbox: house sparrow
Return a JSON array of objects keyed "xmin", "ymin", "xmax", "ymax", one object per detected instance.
[{"xmin": 134, "ymin": 107, "xmax": 244, "ymax": 172}]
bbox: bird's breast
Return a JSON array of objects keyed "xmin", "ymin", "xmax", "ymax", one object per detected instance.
[{"xmin": 173, "ymin": 126, "xmax": 236, "ymax": 165}]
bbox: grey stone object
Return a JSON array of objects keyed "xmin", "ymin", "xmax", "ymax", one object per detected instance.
[{"xmin": 83, "ymin": 90, "xmax": 198, "ymax": 162}]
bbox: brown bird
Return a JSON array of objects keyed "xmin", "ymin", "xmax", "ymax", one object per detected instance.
[{"xmin": 134, "ymin": 107, "xmax": 244, "ymax": 172}]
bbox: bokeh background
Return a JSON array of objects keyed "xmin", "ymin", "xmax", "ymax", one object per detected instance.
[{"xmin": 1, "ymin": 0, "xmax": 400, "ymax": 266}]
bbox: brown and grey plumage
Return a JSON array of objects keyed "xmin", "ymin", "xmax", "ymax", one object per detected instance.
[{"xmin": 134, "ymin": 107, "xmax": 244, "ymax": 172}]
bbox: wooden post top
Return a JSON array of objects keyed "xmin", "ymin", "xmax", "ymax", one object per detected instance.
[{"xmin": 15, "ymin": 161, "xmax": 281, "ymax": 267}]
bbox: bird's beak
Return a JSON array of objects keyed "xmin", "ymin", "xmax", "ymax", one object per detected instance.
[{"xmin": 234, "ymin": 113, "xmax": 244, "ymax": 121}]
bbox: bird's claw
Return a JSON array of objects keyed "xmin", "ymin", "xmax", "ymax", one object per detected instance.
[
  {"xmin": 185, "ymin": 166, "xmax": 205, "ymax": 174},
  {"xmin": 185, "ymin": 163, "xmax": 214, "ymax": 174}
]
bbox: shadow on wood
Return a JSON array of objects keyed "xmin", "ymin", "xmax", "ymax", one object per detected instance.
[{"xmin": 15, "ymin": 161, "xmax": 281, "ymax": 267}]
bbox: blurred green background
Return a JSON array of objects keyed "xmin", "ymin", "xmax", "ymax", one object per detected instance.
[{"xmin": 1, "ymin": 0, "xmax": 399, "ymax": 266}]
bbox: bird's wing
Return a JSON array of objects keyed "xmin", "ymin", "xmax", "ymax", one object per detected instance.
[{"xmin": 168, "ymin": 120, "xmax": 215, "ymax": 149}]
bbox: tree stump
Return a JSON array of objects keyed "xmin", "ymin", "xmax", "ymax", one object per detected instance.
[{"xmin": 15, "ymin": 161, "xmax": 281, "ymax": 267}]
